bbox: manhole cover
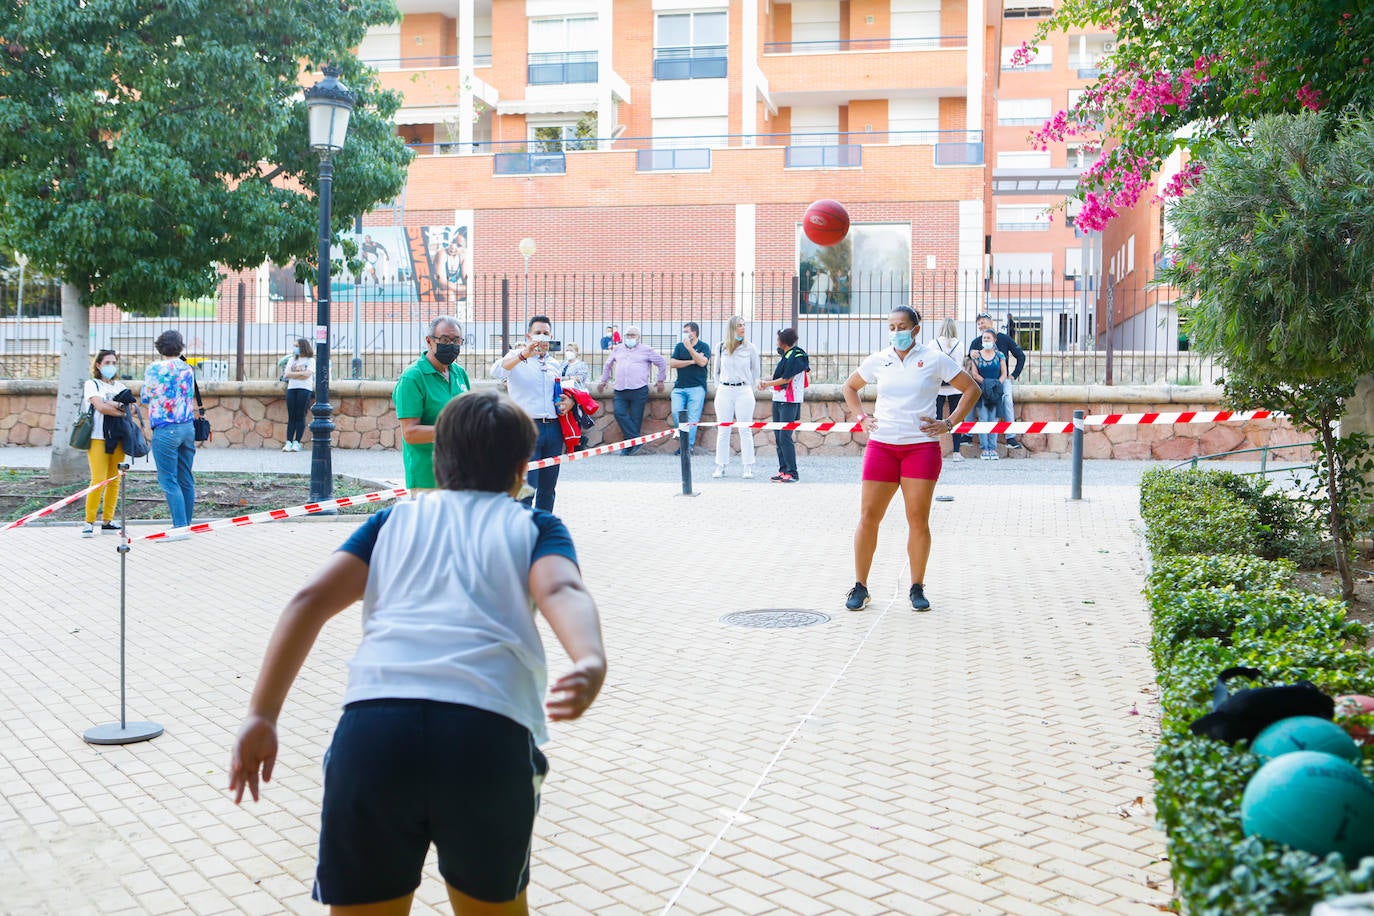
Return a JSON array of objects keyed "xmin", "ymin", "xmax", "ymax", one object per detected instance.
[{"xmin": 720, "ymin": 609, "xmax": 830, "ymax": 629}]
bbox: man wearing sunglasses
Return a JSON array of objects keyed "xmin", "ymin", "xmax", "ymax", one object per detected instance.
[{"xmin": 394, "ymin": 316, "xmax": 471, "ymax": 490}]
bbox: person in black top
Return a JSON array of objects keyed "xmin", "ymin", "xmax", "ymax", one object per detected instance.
[
  {"xmin": 759, "ymin": 328, "xmax": 809, "ymax": 482},
  {"xmin": 669, "ymin": 321, "xmax": 710, "ymax": 454},
  {"xmin": 967, "ymin": 312, "xmax": 1026, "ymax": 449}
]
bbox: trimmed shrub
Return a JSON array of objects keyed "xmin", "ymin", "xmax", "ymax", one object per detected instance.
[{"xmin": 1142, "ymin": 469, "xmax": 1374, "ymax": 913}]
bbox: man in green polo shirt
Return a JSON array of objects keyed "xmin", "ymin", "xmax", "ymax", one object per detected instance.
[{"xmin": 393, "ymin": 316, "xmax": 471, "ymax": 489}]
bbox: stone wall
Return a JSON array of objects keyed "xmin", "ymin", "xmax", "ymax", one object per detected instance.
[{"xmin": 5, "ymin": 379, "xmax": 1313, "ymax": 461}]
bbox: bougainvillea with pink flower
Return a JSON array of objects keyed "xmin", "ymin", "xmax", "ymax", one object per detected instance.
[{"xmin": 1020, "ymin": 0, "xmax": 1374, "ymax": 228}]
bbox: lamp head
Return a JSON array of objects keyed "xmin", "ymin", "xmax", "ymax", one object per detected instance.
[{"xmin": 305, "ymin": 65, "xmax": 356, "ymax": 154}]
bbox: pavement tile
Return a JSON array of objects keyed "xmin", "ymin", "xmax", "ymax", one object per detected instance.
[{"xmin": 0, "ymin": 481, "xmax": 1163, "ymax": 914}]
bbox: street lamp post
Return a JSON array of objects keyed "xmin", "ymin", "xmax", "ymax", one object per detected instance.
[
  {"xmin": 304, "ymin": 66, "xmax": 355, "ymax": 504},
  {"xmin": 519, "ymin": 237, "xmax": 536, "ymax": 329}
]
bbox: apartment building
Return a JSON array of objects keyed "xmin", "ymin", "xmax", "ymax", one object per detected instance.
[{"xmin": 335, "ymin": 0, "xmax": 989, "ymax": 346}]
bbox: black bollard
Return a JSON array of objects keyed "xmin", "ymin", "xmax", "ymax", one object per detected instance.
[
  {"xmin": 1070, "ymin": 409, "xmax": 1085, "ymax": 501},
  {"xmin": 677, "ymin": 409, "xmax": 695, "ymax": 496}
]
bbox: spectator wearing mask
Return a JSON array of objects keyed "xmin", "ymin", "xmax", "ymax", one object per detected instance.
[
  {"xmin": 758, "ymin": 328, "xmax": 809, "ymax": 483},
  {"xmin": 668, "ymin": 321, "xmax": 710, "ymax": 455},
  {"xmin": 80, "ymin": 349, "xmax": 128, "ymax": 538},
  {"xmin": 558, "ymin": 343, "xmax": 590, "ymax": 390},
  {"xmin": 493, "ymin": 315, "xmax": 571, "ymax": 510},
  {"xmin": 393, "ymin": 316, "xmax": 471, "ymax": 490},
  {"xmin": 969, "ymin": 328, "xmax": 1010, "ymax": 460},
  {"xmin": 597, "ymin": 325, "xmax": 667, "ymax": 456},
  {"xmin": 967, "ymin": 312, "xmax": 1026, "ymax": 449},
  {"xmin": 712, "ymin": 316, "xmax": 761, "ymax": 479}
]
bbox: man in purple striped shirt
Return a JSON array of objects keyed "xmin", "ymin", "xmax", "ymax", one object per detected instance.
[{"xmin": 596, "ymin": 325, "xmax": 667, "ymax": 455}]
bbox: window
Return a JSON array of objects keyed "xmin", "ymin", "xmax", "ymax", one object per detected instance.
[
  {"xmin": 997, "ymin": 150, "xmax": 1052, "ymax": 169},
  {"xmin": 888, "ymin": 98, "xmax": 938, "ymax": 143},
  {"xmin": 789, "ymin": 105, "xmax": 840, "ymax": 146},
  {"xmin": 1067, "ymin": 142, "xmax": 1101, "ymax": 170},
  {"xmin": 997, "ymin": 97, "xmax": 1051, "ymax": 126},
  {"xmin": 790, "ymin": 0, "xmax": 840, "ymax": 50},
  {"xmin": 993, "ymin": 252, "xmax": 1053, "ymax": 278},
  {"xmin": 654, "ymin": 11, "xmax": 727, "ymax": 80},
  {"xmin": 1010, "ymin": 315, "xmax": 1043, "ymax": 350},
  {"xmin": 891, "ymin": 0, "xmax": 941, "ymax": 47},
  {"xmin": 1127, "ymin": 234, "xmax": 1136, "ymax": 274},
  {"xmin": 996, "ymin": 204, "xmax": 1051, "ymax": 232},
  {"xmin": 1001, "ymin": 44, "xmax": 1052, "ymax": 71},
  {"xmin": 530, "ymin": 121, "xmax": 595, "ymax": 152},
  {"xmin": 1003, "ymin": 0, "xmax": 1052, "ymax": 17},
  {"xmin": 652, "ymin": 115, "xmax": 729, "ymax": 148},
  {"xmin": 358, "ymin": 26, "xmax": 401, "ymax": 67},
  {"xmin": 1064, "ymin": 247, "xmax": 1083, "ymax": 277},
  {"xmin": 528, "ymin": 16, "xmax": 598, "ymax": 84}
]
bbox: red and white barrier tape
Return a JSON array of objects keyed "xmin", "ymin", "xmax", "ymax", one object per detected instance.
[
  {"xmin": 2, "ymin": 477, "xmax": 117, "ymax": 532},
  {"xmin": 527, "ymin": 427, "xmax": 678, "ymax": 470},
  {"xmin": 136, "ymin": 487, "xmax": 411, "ymax": 542},
  {"xmin": 696, "ymin": 409, "xmax": 1277, "ymax": 436}
]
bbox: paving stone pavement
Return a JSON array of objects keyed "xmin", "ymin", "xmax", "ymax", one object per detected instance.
[{"xmin": 0, "ymin": 476, "xmax": 1169, "ymax": 915}]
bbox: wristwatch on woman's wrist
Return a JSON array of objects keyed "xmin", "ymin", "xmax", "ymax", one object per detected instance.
[{"xmin": 945, "ymin": 418, "xmax": 954, "ymax": 431}]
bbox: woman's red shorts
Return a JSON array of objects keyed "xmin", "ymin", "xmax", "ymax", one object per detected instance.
[{"xmin": 861, "ymin": 440, "xmax": 942, "ymax": 482}]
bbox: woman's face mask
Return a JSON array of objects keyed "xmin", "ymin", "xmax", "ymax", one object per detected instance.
[
  {"xmin": 890, "ymin": 330, "xmax": 914, "ymax": 350},
  {"xmin": 982, "ymin": 337, "xmax": 996, "ymax": 349},
  {"xmin": 99, "ymin": 363, "xmax": 118, "ymax": 379},
  {"xmin": 624, "ymin": 337, "xmax": 639, "ymax": 349}
]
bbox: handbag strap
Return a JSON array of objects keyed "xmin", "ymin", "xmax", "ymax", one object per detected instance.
[{"xmin": 192, "ymin": 377, "xmax": 206, "ymax": 417}]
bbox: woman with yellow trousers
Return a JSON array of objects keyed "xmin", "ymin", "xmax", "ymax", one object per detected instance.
[{"xmin": 81, "ymin": 349, "xmax": 128, "ymax": 537}]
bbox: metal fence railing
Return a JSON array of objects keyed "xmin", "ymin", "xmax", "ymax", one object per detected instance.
[{"xmin": 0, "ymin": 270, "xmax": 1215, "ymax": 387}]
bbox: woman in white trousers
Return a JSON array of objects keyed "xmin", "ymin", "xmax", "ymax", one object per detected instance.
[{"xmin": 713, "ymin": 316, "xmax": 762, "ymax": 478}]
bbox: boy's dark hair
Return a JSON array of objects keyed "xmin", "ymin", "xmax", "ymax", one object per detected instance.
[
  {"xmin": 155, "ymin": 330, "xmax": 185, "ymax": 357},
  {"xmin": 433, "ymin": 390, "xmax": 537, "ymax": 492},
  {"xmin": 683, "ymin": 321, "xmax": 700, "ymax": 337},
  {"xmin": 528, "ymin": 314, "xmax": 552, "ymax": 330},
  {"xmin": 777, "ymin": 327, "xmax": 799, "ymax": 347}
]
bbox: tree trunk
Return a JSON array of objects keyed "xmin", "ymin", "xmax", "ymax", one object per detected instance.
[
  {"xmin": 1345, "ymin": 374, "xmax": 1374, "ymax": 533},
  {"xmin": 47, "ymin": 283, "xmax": 90, "ymax": 485},
  {"xmin": 1319, "ymin": 415, "xmax": 1355, "ymax": 604}
]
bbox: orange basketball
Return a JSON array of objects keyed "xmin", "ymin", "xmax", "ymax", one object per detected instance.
[{"xmin": 803, "ymin": 199, "xmax": 850, "ymax": 247}]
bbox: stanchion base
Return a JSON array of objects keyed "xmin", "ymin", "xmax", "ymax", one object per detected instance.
[
  {"xmin": 674, "ymin": 491, "xmax": 700, "ymax": 498},
  {"xmin": 83, "ymin": 722, "xmax": 163, "ymax": 745}
]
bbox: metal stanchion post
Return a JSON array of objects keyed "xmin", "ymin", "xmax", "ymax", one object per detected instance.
[
  {"xmin": 676, "ymin": 409, "xmax": 696, "ymax": 497},
  {"xmin": 1069, "ymin": 409, "xmax": 1085, "ymax": 501},
  {"xmin": 85, "ymin": 463, "xmax": 163, "ymax": 745}
]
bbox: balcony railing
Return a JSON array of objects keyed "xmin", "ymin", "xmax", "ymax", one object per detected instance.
[
  {"xmin": 360, "ymin": 53, "xmax": 493, "ymax": 69},
  {"xmin": 404, "ymin": 129, "xmax": 984, "ymax": 171},
  {"xmin": 764, "ymin": 35, "xmax": 966, "ymax": 53},
  {"xmin": 785, "ymin": 144, "xmax": 862, "ymax": 168},
  {"xmin": 995, "ymin": 220, "xmax": 1052, "ymax": 232},
  {"xmin": 636, "ymin": 148, "xmax": 711, "ymax": 171},
  {"xmin": 998, "ymin": 116, "xmax": 1051, "ymax": 126},
  {"xmin": 494, "ymin": 151, "xmax": 567, "ymax": 175},
  {"xmin": 527, "ymin": 50, "xmax": 598, "ymax": 85},
  {"xmin": 653, "ymin": 46, "xmax": 728, "ymax": 80}
]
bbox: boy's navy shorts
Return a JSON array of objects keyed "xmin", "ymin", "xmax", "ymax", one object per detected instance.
[{"xmin": 312, "ymin": 699, "xmax": 549, "ymax": 906}]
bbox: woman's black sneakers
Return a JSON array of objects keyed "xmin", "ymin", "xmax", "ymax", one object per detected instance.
[
  {"xmin": 909, "ymin": 583, "xmax": 931, "ymax": 612},
  {"xmin": 845, "ymin": 582, "xmax": 870, "ymax": 611}
]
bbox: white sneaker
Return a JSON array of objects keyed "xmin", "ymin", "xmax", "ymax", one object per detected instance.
[
  {"xmin": 80, "ymin": 523, "xmax": 95, "ymax": 538},
  {"xmin": 950, "ymin": 453, "xmax": 964, "ymax": 462},
  {"xmin": 712, "ymin": 466, "xmax": 725, "ymax": 478},
  {"xmin": 282, "ymin": 442, "xmax": 292, "ymax": 452},
  {"xmin": 291, "ymin": 441, "xmax": 302, "ymax": 452},
  {"xmin": 990, "ymin": 452, "xmax": 1001, "ymax": 460},
  {"xmin": 742, "ymin": 467, "xmax": 753, "ymax": 479}
]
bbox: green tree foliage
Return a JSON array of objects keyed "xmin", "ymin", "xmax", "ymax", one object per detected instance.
[
  {"xmin": 0, "ymin": 0, "xmax": 411, "ymax": 312},
  {"xmin": 1160, "ymin": 111, "xmax": 1374, "ymax": 601}
]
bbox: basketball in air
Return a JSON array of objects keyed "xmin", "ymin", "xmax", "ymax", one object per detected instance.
[{"xmin": 803, "ymin": 199, "xmax": 850, "ymax": 247}]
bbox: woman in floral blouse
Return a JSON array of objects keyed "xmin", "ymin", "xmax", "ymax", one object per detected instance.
[{"xmin": 141, "ymin": 330, "xmax": 198, "ymax": 537}]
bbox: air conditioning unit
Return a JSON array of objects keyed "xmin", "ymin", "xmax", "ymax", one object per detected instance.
[{"xmin": 1103, "ymin": 41, "xmax": 1116, "ymax": 52}]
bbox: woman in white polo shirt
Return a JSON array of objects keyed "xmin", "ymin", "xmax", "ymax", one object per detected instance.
[{"xmin": 840, "ymin": 306, "xmax": 980, "ymax": 613}]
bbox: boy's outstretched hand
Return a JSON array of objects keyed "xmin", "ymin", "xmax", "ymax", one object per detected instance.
[
  {"xmin": 228, "ymin": 715, "xmax": 278, "ymax": 804},
  {"xmin": 546, "ymin": 656, "xmax": 606, "ymax": 722}
]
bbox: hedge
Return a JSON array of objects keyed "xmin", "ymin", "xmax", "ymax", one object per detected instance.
[{"xmin": 1140, "ymin": 471, "xmax": 1374, "ymax": 914}]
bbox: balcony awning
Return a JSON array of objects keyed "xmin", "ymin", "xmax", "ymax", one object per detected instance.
[
  {"xmin": 992, "ymin": 167, "xmax": 1083, "ymax": 195},
  {"xmin": 394, "ymin": 105, "xmax": 460, "ymax": 126},
  {"xmin": 496, "ymin": 97, "xmax": 599, "ymax": 116}
]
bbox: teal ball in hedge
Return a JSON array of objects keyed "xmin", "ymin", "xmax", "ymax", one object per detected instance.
[
  {"xmin": 1242, "ymin": 751, "xmax": 1374, "ymax": 861},
  {"xmin": 1252, "ymin": 716, "xmax": 1361, "ymax": 763}
]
